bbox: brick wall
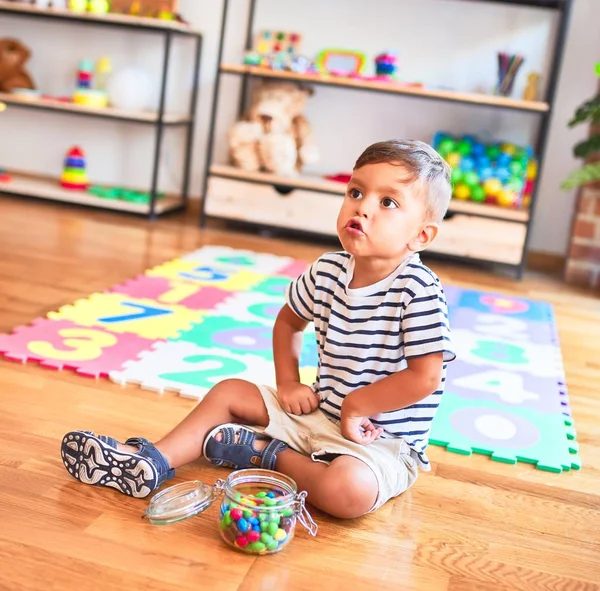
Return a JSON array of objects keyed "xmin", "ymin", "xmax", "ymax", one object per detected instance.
[
  {"xmin": 565, "ymin": 187, "xmax": 600, "ymax": 288},
  {"xmin": 564, "ymin": 96, "xmax": 600, "ymax": 290}
]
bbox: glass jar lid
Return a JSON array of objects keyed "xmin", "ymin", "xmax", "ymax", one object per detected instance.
[{"xmin": 144, "ymin": 480, "xmax": 217, "ymax": 525}]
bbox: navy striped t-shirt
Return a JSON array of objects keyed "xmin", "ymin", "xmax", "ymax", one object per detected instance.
[{"xmin": 285, "ymin": 251, "xmax": 456, "ymax": 470}]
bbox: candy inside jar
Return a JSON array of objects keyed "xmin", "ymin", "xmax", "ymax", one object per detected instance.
[
  {"xmin": 219, "ymin": 471, "xmax": 301, "ymax": 554},
  {"xmin": 143, "ymin": 469, "xmax": 317, "ymax": 555}
]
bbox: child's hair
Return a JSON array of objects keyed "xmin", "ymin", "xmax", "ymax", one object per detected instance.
[{"xmin": 354, "ymin": 139, "xmax": 452, "ymax": 222}]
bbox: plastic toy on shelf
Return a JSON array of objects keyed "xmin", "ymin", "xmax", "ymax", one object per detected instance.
[
  {"xmin": 374, "ymin": 51, "xmax": 398, "ymax": 79},
  {"xmin": 109, "ymin": 0, "xmax": 182, "ymax": 21},
  {"xmin": 60, "ymin": 146, "xmax": 89, "ymax": 190},
  {"xmin": 88, "ymin": 184, "xmax": 165, "ymax": 203},
  {"xmin": 433, "ymin": 131, "xmax": 537, "ymax": 209},
  {"xmin": 242, "ymin": 30, "xmax": 314, "ymax": 73},
  {"xmin": 239, "ymin": 40, "xmax": 418, "ymax": 87},
  {"xmin": 0, "ymin": 165, "xmax": 12, "ymax": 183},
  {"xmin": 72, "ymin": 57, "xmax": 110, "ymax": 108},
  {"xmin": 88, "ymin": 0, "xmax": 110, "ymax": 13},
  {"xmin": 76, "ymin": 59, "xmax": 94, "ymax": 90},
  {"xmin": 315, "ymin": 49, "xmax": 366, "ymax": 77}
]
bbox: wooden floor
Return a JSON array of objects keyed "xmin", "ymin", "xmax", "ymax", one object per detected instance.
[{"xmin": 1, "ymin": 195, "xmax": 599, "ymax": 591}]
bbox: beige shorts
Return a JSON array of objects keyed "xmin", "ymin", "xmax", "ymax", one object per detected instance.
[{"xmin": 255, "ymin": 385, "xmax": 419, "ymax": 512}]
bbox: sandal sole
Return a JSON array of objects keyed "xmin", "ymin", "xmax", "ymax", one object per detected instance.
[{"xmin": 61, "ymin": 431, "xmax": 159, "ymax": 498}]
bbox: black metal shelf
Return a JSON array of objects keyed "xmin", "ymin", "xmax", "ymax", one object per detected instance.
[
  {"xmin": 0, "ymin": 2, "xmax": 202, "ymax": 219},
  {"xmin": 200, "ymin": 0, "xmax": 573, "ymax": 277},
  {"xmin": 457, "ymin": 0, "xmax": 565, "ymax": 9}
]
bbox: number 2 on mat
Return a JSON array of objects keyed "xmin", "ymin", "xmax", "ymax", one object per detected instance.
[
  {"xmin": 159, "ymin": 354, "xmax": 248, "ymax": 389},
  {"xmin": 98, "ymin": 302, "xmax": 172, "ymax": 324}
]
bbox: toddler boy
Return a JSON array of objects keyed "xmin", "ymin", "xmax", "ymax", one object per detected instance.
[{"xmin": 61, "ymin": 139, "xmax": 455, "ymax": 518}]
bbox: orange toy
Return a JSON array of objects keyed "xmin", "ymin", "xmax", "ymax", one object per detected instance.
[{"xmin": 0, "ymin": 38, "xmax": 36, "ymax": 93}]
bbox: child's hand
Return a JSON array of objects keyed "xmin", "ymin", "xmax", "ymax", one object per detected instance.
[
  {"xmin": 340, "ymin": 395, "xmax": 383, "ymax": 445},
  {"xmin": 277, "ymin": 382, "xmax": 321, "ymax": 415},
  {"xmin": 340, "ymin": 414, "xmax": 384, "ymax": 445}
]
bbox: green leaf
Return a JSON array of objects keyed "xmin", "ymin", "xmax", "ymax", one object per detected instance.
[
  {"xmin": 573, "ymin": 135, "xmax": 600, "ymax": 159},
  {"xmin": 561, "ymin": 162, "xmax": 600, "ymax": 190},
  {"xmin": 568, "ymin": 94, "xmax": 600, "ymax": 127}
]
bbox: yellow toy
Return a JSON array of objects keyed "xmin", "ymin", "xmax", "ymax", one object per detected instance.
[
  {"xmin": 523, "ymin": 73, "xmax": 541, "ymax": 102},
  {"xmin": 228, "ymin": 80, "xmax": 319, "ymax": 177},
  {"xmin": 69, "ymin": 0, "xmax": 87, "ymax": 12}
]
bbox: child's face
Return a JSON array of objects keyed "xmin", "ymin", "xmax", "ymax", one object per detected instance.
[{"xmin": 336, "ymin": 162, "xmax": 438, "ymax": 261}]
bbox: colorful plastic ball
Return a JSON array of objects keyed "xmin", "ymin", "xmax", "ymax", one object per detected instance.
[
  {"xmin": 471, "ymin": 185, "xmax": 486, "ymax": 202},
  {"xmin": 471, "ymin": 142, "xmax": 486, "ymax": 157},
  {"xmin": 457, "ymin": 139, "xmax": 472, "ymax": 156},
  {"xmin": 527, "ymin": 160, "xmax": 538, "ymax": 179},
  {"xmin": 506, "ymin": 176, "xmax": 525, "ymax": 191},
  {"xmin": 497, "ymin": 189, "xmax": 517, "ymax": 207},
  {"xmin": 460, "ymin": 156, "xmax": 475, "ymax": 172},
  {"xmin": 450, "ymin": 168, "xmax": 463, "ymax": 185},
  {"xmin": 107, "ymin": 66, "xmax": 152, "ymax": 111},
  {"xmin": 501, "ymin": 143, "xmax": 517, "ymax": 156},
  {"xmin": 479, "ymin": 166, "xmax": 493, "ymax": 181},
  {"xmin": 496, "ymin": 152, "xmax": 512, "ymax": 167},
  {"xmin": 485, "ymin": 144, "xmax": 501, "ymax": 161},
  {"xmin": 514, "ymin": 147, "xmax": 527, "ymax": 160},
  {"xmin": 432, "ymin": 132, "xmax": 449, "ymax": 148},
  {"xmin": 462, "ymin": 171, "xmax": 480, "ymax": 188},
  {"xmin": 506, "ymin": 178, "xmax": 524, "ymax": 193},
  {"xmin": 496, "ymin": 167, "xmax": 511, "ymax": 183},
  {"xmin": 454, "ymin": 183, "xmax": 471, "ymax": 200},
  {"xmin": 476, "ymin": 155, "xmax": 491, "ymax": 169},
  {"xmin": 483, "ymin": 178, "xmax": 503, "ymax": 197},
  {"xmin": 446, "ymin": 152, "xmax": 462, "ymax": 168},
  {"xmin": 524, "ymin": 179, "xmax": 534, "ymax": 195},
  {"xmin": 438, "ymin": 138, "xmax": 457, "ymax": 157},
  {"xmin": 509, "ymin": 161, "xmax": 525, "ymax": 177}
]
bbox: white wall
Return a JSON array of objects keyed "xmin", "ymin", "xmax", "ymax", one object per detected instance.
[{"xmin": 0, "ymin": 0, "xmax": 598, "ymax": 255}]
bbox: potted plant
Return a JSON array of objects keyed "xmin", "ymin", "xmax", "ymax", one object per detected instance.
[{"xmin": 561, "ymin": 63, "xmax": 600, "ymax": 190}]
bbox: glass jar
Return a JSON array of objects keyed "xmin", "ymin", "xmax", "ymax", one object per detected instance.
[{"xmin": 143, "ymin": 469, "xmax": 318, "ymax": 555}]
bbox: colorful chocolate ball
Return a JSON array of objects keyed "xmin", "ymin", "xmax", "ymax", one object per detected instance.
[{"xmin": 219, "ymin": 487, "xmax": 296, "ymax": 555}]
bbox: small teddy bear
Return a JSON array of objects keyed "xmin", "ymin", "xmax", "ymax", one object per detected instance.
[
  {"xmin": 0, "ymin": 38, "xmax": 36, "ymax": 93},
  {"xmin": 228, "ymin": 80, "xmax": 319, "ymax": 177}
]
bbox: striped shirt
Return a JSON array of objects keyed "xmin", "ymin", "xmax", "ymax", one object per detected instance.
[{"xmin": 286, "ymin": 251, "xmax": 455, "ymax": 470}]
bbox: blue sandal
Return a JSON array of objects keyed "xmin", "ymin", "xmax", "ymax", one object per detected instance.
[
  {"xmin": 203, "ymin": 423, "xmax": 288, "ymax": 471},
  {"xmin": 60, "ymin": 430, "xmax": 174, "ymax": 498}
]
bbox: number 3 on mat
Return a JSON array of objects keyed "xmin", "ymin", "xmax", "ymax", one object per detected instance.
[
  {"xmin": 29, "ymin": 329, "xmax": 117, "ymax": 361},
  {"xmin": 98, "ymin": 302, "xmax": 172, "ymax": 324}
]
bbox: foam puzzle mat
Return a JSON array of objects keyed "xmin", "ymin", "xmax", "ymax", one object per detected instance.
[{"xmin": 0, "ymin": 246, "xmax": 580, "ymax": 473}]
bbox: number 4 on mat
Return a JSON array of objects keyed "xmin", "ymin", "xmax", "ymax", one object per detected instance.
[{"xmin": 98, "ymin": 302, "xmax": 172, "ymax": 324}]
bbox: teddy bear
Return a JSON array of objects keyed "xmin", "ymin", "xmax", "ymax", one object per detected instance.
[
  {"xmin": 228, "ymin": 80, "xmax": 319, "ymax": 177},
  {"xmin": 0, "ymin": 38, "xmax": 36, "ymax": 93}
]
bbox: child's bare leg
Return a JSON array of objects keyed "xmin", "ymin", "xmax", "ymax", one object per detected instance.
[
  {"xmin": 275, "ymin": 451, "xmax": 378, "ymax": 519},
  {"xmin": 63, "ymin": 378, "xmax": 378, "ymax": 516},
  {"xmin": 151, "ymin": 380, "xmax": 377, "ymax": 517},
  {"xmin": 120, "ymin": 378, "xmax": 271, "ymax": 467}
]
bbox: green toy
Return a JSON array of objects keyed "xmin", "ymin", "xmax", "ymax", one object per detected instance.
[{"xmin": 88, "ymin": 185, "xmax": 165, "ymax": 203}]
